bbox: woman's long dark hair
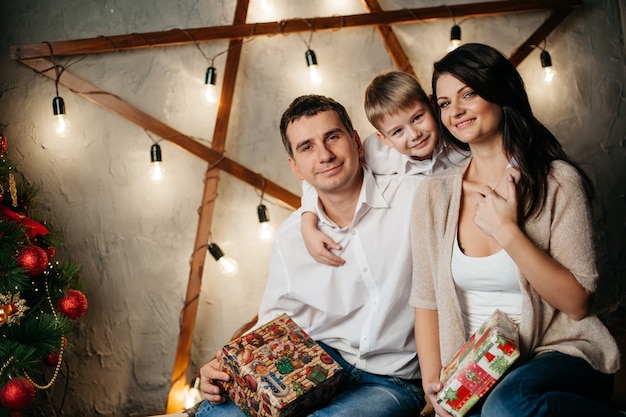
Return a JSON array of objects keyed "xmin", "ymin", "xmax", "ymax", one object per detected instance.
[{"xmin": 431, "ymin": 43, "xmax": 593, "ymax": 221}]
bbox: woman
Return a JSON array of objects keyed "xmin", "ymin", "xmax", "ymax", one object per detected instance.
[{"xmin": 410, "ymin": 43, "xmax": 621, "ymax": 416}]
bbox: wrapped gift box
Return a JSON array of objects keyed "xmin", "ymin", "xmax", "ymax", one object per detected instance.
[
  {"xmin": 218, "ymin": 314, "xmax": 343, "ymax": 417},
  {"xmin": 437, "ymin": 309, "xmax": 520, "ymax": 417}
]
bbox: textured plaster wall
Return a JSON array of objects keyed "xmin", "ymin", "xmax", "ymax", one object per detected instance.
[{"xmin": 0, "ymin": 1, "xmax": 624, "ymax": 416}]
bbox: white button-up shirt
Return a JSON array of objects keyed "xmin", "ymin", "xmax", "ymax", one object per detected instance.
[{"xmin": 257, "ymin": 167, "xmax": 423, "ymax": 379}]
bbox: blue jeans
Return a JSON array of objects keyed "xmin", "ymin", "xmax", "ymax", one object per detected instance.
[
  {"xmin": 466, "ymin": 351, "xmax": 621, "ymax": 417},
  {"xmin": 195, "ymin": 342, "xmax": 425, "ymax": 417}
]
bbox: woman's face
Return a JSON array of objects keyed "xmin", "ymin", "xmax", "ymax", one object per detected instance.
[{"xmin": 435, "ymin": 73, "xmax": 503, "ymax": 148}]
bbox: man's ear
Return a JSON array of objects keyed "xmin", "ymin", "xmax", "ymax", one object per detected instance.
[
  {"xmin": 375, "ymin": 131, "xmax": 394, "ymax": 148},
  {"xmin": 288, "ymin": 157, "xmax": 305, "ymax": 181},
  {"xmin": 353, "ymin": 131, "xmax": 365, "ymax": 158}
]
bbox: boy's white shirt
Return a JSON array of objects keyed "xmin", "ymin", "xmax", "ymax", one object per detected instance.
[{"xmin": 301, "ymin": 131, "xmax": 469, "ymax": 210}]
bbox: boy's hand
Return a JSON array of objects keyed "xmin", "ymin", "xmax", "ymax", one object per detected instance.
[
  {"xmin": 315, "ymin": 240, "xmax": 345, "ymax": 266},
  {"xmin": 301, "ymin": 212, "xmax": 345, "ymax": 267},
  {"xmin": 305, "ymin": 229, "xmax": 345, "ymax": 267}
]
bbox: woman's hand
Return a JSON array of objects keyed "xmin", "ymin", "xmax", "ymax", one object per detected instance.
[
  {"xmin": 473, "ymin": 173, "xmax": 519, "ymax": 246},
  {"xmin": 424, "ymin": 381, "xmax": 454, "ymax": 417}
]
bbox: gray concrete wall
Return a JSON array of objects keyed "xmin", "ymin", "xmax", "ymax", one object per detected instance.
[{"xmin": 0, "ymin": 1, "xmax": 623, "ymax": 415}]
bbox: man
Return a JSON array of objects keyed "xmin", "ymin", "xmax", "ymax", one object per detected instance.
[{"xmin": 197, "ymin": 95, "xmax": 425, "ymax": 417}]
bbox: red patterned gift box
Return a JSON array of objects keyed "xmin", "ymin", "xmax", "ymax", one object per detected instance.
[
  {"xmin": 436, "ymin": 309, "xmax": 520, "ymax": 417},
  {"xmin": 218, "ymin": 314, "xmax": 343, "ymax": 417}
]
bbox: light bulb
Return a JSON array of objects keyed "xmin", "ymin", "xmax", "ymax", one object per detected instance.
[
  {"xmin": 308, "ymin": 66, "xmax": 323, "ymax": 86},
  {"xmin": 305, "ymin": 49, "xmax": 323, "ymax": 86},
  {"xmin": 204, "ymin": 66, "xmax": 218, "ymax": 104},
  {"xmin": 184, "ymin": 378, "xmax": 202, "ymax": 409},
  {"xmin": 204, "ymin": 84, "xmax": 218, "ymax": 104},
  {"xmin": 259, "ymin": 222, "xmax": 274, "ymax": 241},
  {"xmin": 257, "ymin": 204, "xmax": 274, "ymax": 241},
  {"xmin": 150, "ymin": 143, "xmax": 164, "ymax": 184},
  {"xmin": 54, "ymin": 115, "xmax": 70, "ymax": 137},
  {"xmin": 150, "ymin": 162, "xmax": 164, "ymax": 184},
  {"xmin": 543, "ymin": 66, "xmax": 555, "ymax": 83},
  {"xmin": 208, "ymin": 243, "xmax": 239, "ymax": 277},
  {"xmin": 448, "ymin": 25, "xmax": 462, "ymax": 52},
  {"xmin": 260, "ymin": 0, "xmax": 271, "ymax": 12},
  {"xmin": 217, "ymin": 256, "xmax": 238, "ymax": 276},
  {"xmin": 52, "ymin": 96, "xmax": 70, "ymax": 137},
  {"xmin": 540, "ymin": 50, "xmax": 555, "ymax": 83}
]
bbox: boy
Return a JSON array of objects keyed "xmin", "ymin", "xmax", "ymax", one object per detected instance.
[{"xmin": 301, "ymin": 70, "xmax": 468, "ymax": 266}]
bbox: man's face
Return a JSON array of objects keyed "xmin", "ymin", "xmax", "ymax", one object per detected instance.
[{"xmin": 286, "ymin": 110, "xmax": 363, "ymax": 196}]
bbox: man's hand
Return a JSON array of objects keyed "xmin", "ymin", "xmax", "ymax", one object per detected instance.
[{"xmin": 199, "ymin": 351, "xmax": 231, "ymax": 404}]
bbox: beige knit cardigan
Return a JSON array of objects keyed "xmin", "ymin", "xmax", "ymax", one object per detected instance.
[{"xmin": 409, "ymin": 159, "xmax": 620, "ymax": 374}]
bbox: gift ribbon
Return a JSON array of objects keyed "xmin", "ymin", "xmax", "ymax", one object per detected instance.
[{"xmin": 0, "ymin": 303, "xmax": 17, "ymax": 325}]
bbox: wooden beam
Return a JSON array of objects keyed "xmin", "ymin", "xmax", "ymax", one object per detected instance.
[
  {"xmin": 361, "ymin": 0, "xmax": 416, "ymax": 78},
  {"xmin": 165, "ymin": 0, "xmax": 251, "ymax": 413},
  {"xmin": 508, "ymin": 7, "xmax": 576, "ymax": 66},
  {"xmin": 16, "ymin": 57, "xmax": 300, "ymax": 209},
  {"xmin": 10, "ymin": 0, "xmax": 582, "ymax": 60}
]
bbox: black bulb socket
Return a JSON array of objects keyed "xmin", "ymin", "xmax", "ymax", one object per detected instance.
[
  {"xmin": 150, "ymin": 143, "xmax": 162, "ymax": 163},
  {"xmin": 450, "ymin": 25, "xmax": 461, "ymax": 42},
  {"xmin": 205, "ymin": 67, "xmax": 217, "ymax": 85},
  {"xmin": 257, "ymin": 204, "xmax": 270, "ymax": 223},
  {"xmin": 208, "ymin": 243, "xmax": 224, "ymax": 261},
  {"xmin": 52, "ymin": 96, "xmax": 66, "ymax": 116},
  {"xmin": 540, "ymin": 50, "xmax": 552, "ymax": 68},
  {"xmin": 305, "ymin": 49, "xmax": 318, "ymax": 67}
]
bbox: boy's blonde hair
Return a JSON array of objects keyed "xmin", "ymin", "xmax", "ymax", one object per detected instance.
[{"xmin": 364, "ymin": 70, "xmax": 430, "ymax": 131}]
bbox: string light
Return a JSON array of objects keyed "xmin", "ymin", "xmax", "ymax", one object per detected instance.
[
  {"xmin": 445, "ymin": 7, "xmax": 463, "ymax": 53},
  {"xmin": 305, "ymin": 49, "xmax": 323, "ymax": 86},
  {"xmin": 259, "ymin": 0, "xmax": 272, "ymax": 12},
  {"xmin": 150, "ymin": 143, "xmax": 164, "ymax": 184},
  {"xmin": 52, "ymin": 96, "xmax": 70, "ymax": 137},
  {"xmin": 302, "ymin": 21, "xmax": 322, "ymax": 86},
  {"xmin": 184, "ymin": 377, "xmax": 202, "ymax": 408},
  {"xmin": 204, "ymin": 66, "xmax": 218, "ymax": 104},
  {"xmin": 448, "ymin": 24, "xmax": 462, "ymax": 52},
  {"xmin": 45, "ymin": 42, "xmax": 71, "ymax": 137},
  {"xmin": 179, "ymin": 30, "xmax": 221, "ymax": 105},
  {"xmin": 540, "ymin": 49, "xmax": 555, "ymax": 83},
  {"xmin": 144, "ymin": 130, "xmax": 165, "ymax": 184},
  {"xmin": 257, "ymin": 180, "xmax": 274, "ymax": 241},
  {"xmin": 208, "ymin": 243, "xmax": 238, "ymax": 276},
  {"xmin": 257, "ymin": 204, "xmax": 274, "ymax": 241}
]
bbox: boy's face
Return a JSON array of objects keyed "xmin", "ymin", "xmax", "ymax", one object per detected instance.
[{"xmin": 375, "ymin": 100, "xmax": 438, "ymax": 161}]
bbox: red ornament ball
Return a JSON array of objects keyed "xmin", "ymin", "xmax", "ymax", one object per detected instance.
[
  {"xmin": 44, "ymin": 352, "xmax": 59, "ymax": 366},
  {"xmin": 0, "ymin": 377, "xmax": 35, "ymax": 411},
  {"xmin": 57, "ymin": 289, "xmax": 88, "ymax": 319},
  {"xmin": 17, "ymin": 245, "xmax": 48, "ymax": 276},
  {"xmin": 45, "ymin": 246, "xmax": 56, "ymax": 260},
  {"xmin": 44, "ymin": 336, "xmax": 67, "ymax": 366}
]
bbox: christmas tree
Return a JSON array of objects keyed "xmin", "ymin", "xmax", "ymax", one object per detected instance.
[{"xmin": 0, "ymin": 133, "xmax": 88, "ymax": 416}]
